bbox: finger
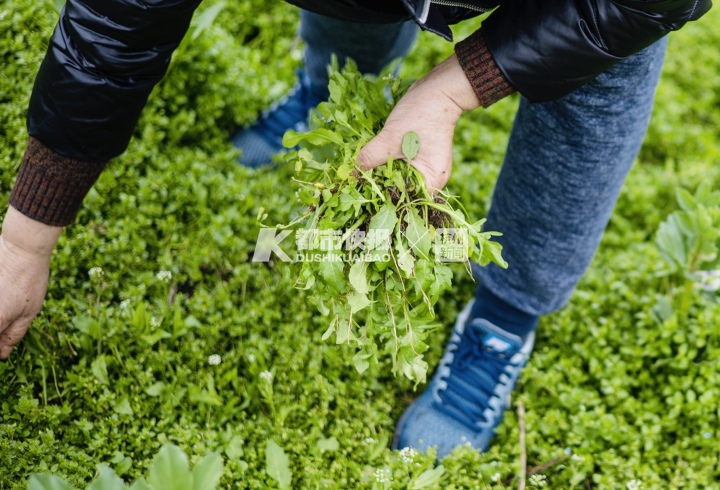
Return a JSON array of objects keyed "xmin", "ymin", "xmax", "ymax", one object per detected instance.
[
  {"xmin": 0, "ymin": 345, "xmax": 12, "ymax": 360},
  {"xmin": 0, "ymin": 320, "xmax": 31, "ymax": 359},
  {"xmin": 357, "ymin": 130, "xmax": 403, "ymax": 170}
]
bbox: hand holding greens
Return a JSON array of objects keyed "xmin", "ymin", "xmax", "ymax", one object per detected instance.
[{"xmin": 277, "ymin": 62, "xmax": 506, "ymax": 385}]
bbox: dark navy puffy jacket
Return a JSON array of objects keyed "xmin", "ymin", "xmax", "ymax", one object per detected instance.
[{"xmin": 28, "ymin": 0, "xmax": 711, "ymax": 161}]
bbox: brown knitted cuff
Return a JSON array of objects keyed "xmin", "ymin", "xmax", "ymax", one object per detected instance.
[
  {"xmin": 9, "ymin": 137, "xmax": 108, "ymax": 227},
  {"xmin": 455, "ymin": 29, "xmax": 516, "ymax": 108}
]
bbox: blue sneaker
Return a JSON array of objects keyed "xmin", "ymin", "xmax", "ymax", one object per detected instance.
[
  {"xmin": 392, "ymin": 300, "xmax": 535, "ymax": 458},
  {"xmin": 231, "ymin": 70, "xmax": 324, "ymax": 168}
]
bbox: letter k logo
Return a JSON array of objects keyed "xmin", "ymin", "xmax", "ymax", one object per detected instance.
[{"xmin": 252, "ymin": 228, "xmax": 292, "ymax": 262}]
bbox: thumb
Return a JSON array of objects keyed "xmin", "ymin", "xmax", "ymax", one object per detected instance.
[{"xmin": 357, "ymin": 129, "xmax": 403, "ymax": 171}]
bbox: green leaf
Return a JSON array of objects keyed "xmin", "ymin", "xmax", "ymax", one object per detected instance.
[
  {"xmin": 87, "ymin": 465, "xmax": 125, "ymax": 490},
  {"xmin": 348, "ymin": 260, "xmax": 370, "ymax": 295},
  {"xmin": 224, "ymin": 435, "xmax": 245, "ymax": 460},
  {"xmin": 282, "ymin": 128, "xmax": 344, "ymax": 148},
  {"xmin": 318, "ymin": 256, "xmax": 346, "ymax": 294},
  {"xmin": 91, "ymin": 355, "xmax": 109, "ymax": 385},
  {"xmin": 368, "ymin": 202, "xmax": 397, "ymax": 250},
  {"xmin": 148, "ymin": 444, "xmax": 192, "ymax": 490},
  {"xmin": 395, "ymin": 238, "xmax": 416, "ymax": 277},
  {"xmin": 411, "ymin": 465, "xmax": 446, "ymax": 489},
  {"xmin": 28, "ymin": 474, "xmax": 77, "ymax": 490},
  {"xmin": 322, "ymin": 315, "xmax": 339, "ymax": 341},
  {"xmin": 265, "ymin": 439, "xmax": 292, "ymax": 490},
  {"xmin": 404, "ymin": 208, "xmax": 432, "ymax": 259},
  {"xmin": 190, "ymin": 1, "xmax": 226, "ymax": 41},
  {"xmin": 347, "ymin": 292, "xmax": 372, "ymax": 314},
  {"xmin": 402, "ymin": 131, "xmax": 420, "ymax": 161},
  {"xmin": 113, "ymin": 398, "xmax": 134, "ymax": 416},
  {"xmin": 315, "ymin": 436, "xmax": 340, "ymax": 453},
  {"xmin": 145, "ymin": 382, "xmax": 166, "ymax": 397},
  {"xmin": 129, "ymin": 479, "xmax": 152, "ymax": 490},
  {"xmin": 191, "ymin": 452, "xmax": 224, "ymax": 490}
]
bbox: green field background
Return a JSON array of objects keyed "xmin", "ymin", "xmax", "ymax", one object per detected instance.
[{"xmin": 1, "ymin": 0, "xmax": 720, "ymax": 488}]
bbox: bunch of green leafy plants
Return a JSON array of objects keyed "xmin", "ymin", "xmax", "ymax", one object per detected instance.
[
  {"xmin": 275, "ymin": 61, "xmax": 506, "ymax": 385},
  {"xmin": 653, "ymin": 182, "xmax": 720, "ymax": 324},
  {"xmin": 28, "ymin": 444, "xmax": 223, "ymax": 490}
]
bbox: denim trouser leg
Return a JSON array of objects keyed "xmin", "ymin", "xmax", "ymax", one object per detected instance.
[
  {"xmin": 473, "ymin": 37, "xmax": 669, "ymax": 316},
  {"xmin": 299, "ymin": 10, "xmax": 419, "ymax": 99}
]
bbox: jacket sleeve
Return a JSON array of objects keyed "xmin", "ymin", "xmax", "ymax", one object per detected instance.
[
  {"xmin": 27, "ymin": 0, "xmax": 202, "ymax": 161},
  {"xmin": 481, "ymin": 0, "xmax": 712, "ymax": 102}
]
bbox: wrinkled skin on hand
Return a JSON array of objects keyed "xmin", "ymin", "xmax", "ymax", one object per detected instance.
[{"xmin": 0, "ymin": 206, "xmax": 60, "ymax": 360}]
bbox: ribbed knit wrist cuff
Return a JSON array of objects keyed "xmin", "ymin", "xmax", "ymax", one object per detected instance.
[
  {"xmin": 455, "ymin": 29, "xmax": 516, "ymax": 108},
  {"xmin": 9, "ymin": 137, "xmax": 107, "ymax": 227}
]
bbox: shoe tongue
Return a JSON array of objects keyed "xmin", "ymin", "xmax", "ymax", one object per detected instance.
[{"xmin": 467, "ymin": 319, "xmax": 523, "ymax": 354}]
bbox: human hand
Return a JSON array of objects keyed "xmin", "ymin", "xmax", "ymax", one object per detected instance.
[
  {"xmin": 357, "ymin": 54, "xmax": 480, "ymax": 192},
  {"xmin": 0, "ymin": 206, "xmax": 61, "ymax": 360}
]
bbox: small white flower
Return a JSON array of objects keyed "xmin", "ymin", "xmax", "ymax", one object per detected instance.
[
  {"xmin": 89, "ymin": 267, "xmax": 104, "ymax": 279},
  {"xmin": 208, "ymin": 354, "xmax": 222, "ymax": 366},
  {"xmin": 697, "ymin": 270, "xmax": 720, "ymax": 291},
  {"xmin": 529, "ymin": 474, "xmax": 547, "ymax": 487},
  {"xmin": 490, "ymin": 472, "xmax": 501, "ymax": 483},
  {"xmin": 374, "ymin": 468, "xmax": 392, "ymax": 483},
  {"xmin": 119, "ymin": 299, "xmax": 131, "ymax": 309},
  {"xmin": 564, "ymin": 447, "xmax": 572, "ymax": 456},
  {"xmin": 260, "ymin": 370, "xmax": 273, "ymax": 382},
  {"xmin": 150, "ymin": 316, "xmax": 161, "ymax": 328},
  {"xmin": 156, "ymin": 270, "xmax": 172, "ymax": 283},
  {"xmin": 247, "ymin": 354, "xmax": 256, "ymax": 363},
  {"xmin": 627, "ymin": 479, "xmax": 642, "ymax": 490},
  {"xmin": 704, "ymin": 432, "xmax": 712, "ymax": 439},
  {"xmin": 363, "ymin": 437, "xmax": 377, "ymax": 445},
  {"xmin": 398, "ymin": 447, "xmax": 417, "ymax": 464},
  {"xmin": 571, "ymin": 454, "xmax": 585, "ymax": 463}
]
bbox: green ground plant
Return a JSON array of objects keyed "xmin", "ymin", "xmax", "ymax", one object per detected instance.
[{"xmin": 1, "ymin": 0, "xmax": 720, "ymax": 488}]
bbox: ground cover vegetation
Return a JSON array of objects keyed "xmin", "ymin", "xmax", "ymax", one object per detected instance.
[{"xmin": 1, "ymin": 0, "xmax": 719, "ymax": 488}]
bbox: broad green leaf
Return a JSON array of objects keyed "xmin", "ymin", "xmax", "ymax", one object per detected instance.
[
  {"xmin": 347, "ymin": 292, "xmax": 371, "ymax": 314},
  {"xmin": 411, "ymin": 465, "xmax": 446, "ymax": 489},
  {"xmin": 404, "ymin": 208, "xmax": 432, "ymax": 259},
  {"xmin": 282, "ymin": 128, "xmax": 344, "ymax": 148},
  {"xmin": 148, "ymin": 444, "xmax": 192, "ymax": 490},
  {"xmin": 395, "ymin": 238, "xmax": 416, "ymax": 277},
  {"xmin": 316, "ymin": 436, "xmax": 340, "ymax": 453},
  {"xmin": 676, "ymin": 187, "xmax": 697, "ymax": 212},
  {"xmin": 368, "ymin": 202, "xmax": 397, "ymax": 251},
  {"xmin": 265, "ymin": 439, "xmax": 292, "ymax": 490},
  {"xmin": 129, "ymin": 479, "xmax": 152, "ymax": 490},
  {"xmin": 190, "ymin": 1, "xmax": 226, "ymax": 41},
  {"xmin": 335, "ymin": 316, "xmax": 358, "ymax": 344},
  {"xmin": 145, "ymin": 382, "xmax": 166, "ymax": 397},
  {"xmin": 113, "ymin": 398, "xmax": 133, "ymax": 416},
  {"xmin": 318, "ymin": 255, "xmax": 345, "ymax": 293},
  {"xmin": 87, "ymin": 465, "xmax": 125, "ymax": 490},
  {"xmin": 225, "ymin": 435, "xmax": 245, "ymax": 460},
  {"xmin": 402, "ymin": 131, "xmax": 420, "ymax": 161},
  {"xmin": 348, "ymin": 260, "xmax": 370, "ymax": 294},
  {"xmin": 28, "ymin": 474, "xmax": 76, "ymax": 490},
  {"xmin": 91, "ymin": 355, "xmax": 109, "ymax": 385},
  {"xmin": 191, "ymin": 452, "xmax": 224, "ymax": 490}
]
